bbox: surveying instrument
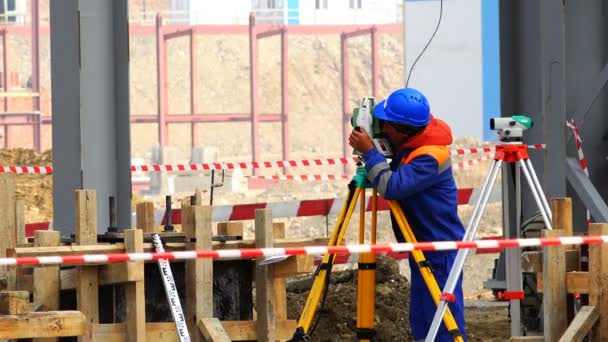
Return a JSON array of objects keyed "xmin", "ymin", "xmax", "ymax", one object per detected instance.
[
  {"xmin": 424, "ymin": 116, "xmax": 553, "ymax": 341},
  {"xmin": 288, "ymin": 97, "xmax": 465, "ymax": 342}
]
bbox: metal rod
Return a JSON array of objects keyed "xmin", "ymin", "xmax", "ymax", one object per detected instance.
[
  {"xmin": 525, "ymin": 158, "xmax": 553, "ymax": 222},
  {"xmin": 519, "ymin": 160, "xmax": 552, "ymax": 229},
  {"xmin": 164, "ymin": 195, "xmax": 174, "ymax": 232}
]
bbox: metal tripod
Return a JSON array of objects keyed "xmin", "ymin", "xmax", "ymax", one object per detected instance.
[
  {"xmin": 425, "ymin": 143, "xmax": 553, "ymax": 341},
  {"xmin": 290, "ymin": 165, "xmax": 464, "ymax": 342}
]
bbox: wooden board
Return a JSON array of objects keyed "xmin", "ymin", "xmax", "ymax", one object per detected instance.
[
  {"xmin": 76, "ymin": 189, "xmax": 99, "ymax": 342},
  {"xmin": 542, "ymin": 229, "xmax": 567, "ymax": 341},
  {"xmin": 559, "ymin": 306, "xmax": 599, "ymax": 342},
  {"xmin": 124, "ymin": 229, "xmax": 146, "ymax": 341},
  {"xmin": 255, "ymin": 209, "xmax": 276, "ymax": 342},
  {"xmin": 198, "ymin": 318, "xmax": 231, "ymax": 342},
  {"xmin": 0, "ymin": 290, "xmax": 29, "ymax": 314},
  {"xmin": 222, "ymin": 320, "xmax": 297, "ymax": 341},
  {"xmin": 90, "ymin": 323, "xmax": 180, "ymax": 342},
  {"xmin": 0, "ymin": 311, "xmax": 85, "ymax": 339},
  {"xmin": 588, "ymin": 223, "xmax": 608, "ymax": 341},
  {"xmin": 536, "ymin": 271, "xmax": 589, "ymax": 294}
]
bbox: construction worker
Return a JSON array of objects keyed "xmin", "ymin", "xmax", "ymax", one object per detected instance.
[{"xmin": 348, "ymin": 87, "xmax": 467, "ymax": 341}]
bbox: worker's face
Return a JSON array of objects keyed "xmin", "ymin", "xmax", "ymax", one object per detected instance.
[{"xmin": 380, "ymin": 121, "xmax": 408, "ymax": 149}]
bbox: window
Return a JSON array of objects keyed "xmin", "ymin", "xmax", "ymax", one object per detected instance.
[
  {"xmin": 0, "ymin": 0, "xmax": 16, "ymax": 23},
  {"xmin": 315, "ymin": 0, "xmax": 328, "ymax": 9},
  {"xmin": 349, "ymin": 0, "xmax": 362, "ymax": 9}
]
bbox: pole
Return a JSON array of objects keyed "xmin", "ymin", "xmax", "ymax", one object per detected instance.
[{"xmin": 402, "ymin": 0, "xmax": 407, "ymax": 86}]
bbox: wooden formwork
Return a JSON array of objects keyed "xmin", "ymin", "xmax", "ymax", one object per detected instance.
[
  {"xmin": 0, "ymin": 175, "xmax": 322, "ymax": 341},
  {"xmin": 512, "ymin": 197, "xmax": 608, "ymax": 342}
]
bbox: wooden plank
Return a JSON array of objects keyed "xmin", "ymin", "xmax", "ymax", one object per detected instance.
[
  {"xmin": 11, "ymin": 238, "xmax": 331, "ymax": 257},
  {"xmin": 537, "ymin": 271, "xmax": 589, "ymax": 294},
  {"xmin": 198, "ymin": 318, "xmax": 231, "ymax": 342},
  {"xmin": 136, "ymin": 201, "xmax": 158, "ymax": 233},
  {"xmin": 75, "ymin": 189, "xmax": 99, "ymax": 342},
  {"xmin": 185, "ymin": 205, "xmax": 213, "ymax": 342},
  {"xmin": 521, "ymin": 249, "xmax": 580, "ymax": 273},
  {"xmin": 217, "ymin": 221, "xmax": 243, "ymax": 237},
  {"xmin": 11, "ymin": 244, "xmax": 125, "ymax": 257},
  {"xmin": 272, "ymin": 222, "xmax": 287, "ymax": 321},
  {"xmin": 255, "ymin": 208, "xmax": 276, "ymax": 342},
  {"xmin": 33, "ymin": 230, "xmax": 61, "ymax": 342},
  {"xmin": 588, "ymin": 223, "xmax": 608, "ymax": 341},
  {"xmin": 0, "ymin": 175, "xmax": 16, "ymax": 290},
  {"xmin": 0, "ymin": 290, "xmax": 30, "ymax": 314},
  {"xmin": 510, "ymin": 337, "xmax": 544, "ymax": 341},
  {"xmin": 542, "ymin": 229, "xmax": 567, "ymax": 341},
  {"xmin": 558, "ymin": 305, "xmax": 599, "ymax": 342},
  {"xmin": 551, "ymin": 197, "xmax": 573, "ymax": 236},
  {"xmin": 60, "ymin": 264, "xmax": 144, "ymax": 291},
  {"xmin": 0, "ymin": 311, "xmax": 85, "ymax": 339},
  {"xmin": 15, "ymin": 199, "xmax": 25, "ymax": 244},
  {"xmin": 124, "ymin": 229, "xmax": 146, "ymax": 341},
  {"xmin": 274, "ymin": 255, "xmax": 314, "ymax": 278},
  {"xmin": 221, "ymin": 320, "xmax": 297, "ymax": 341},
  {"xmin": 76, "ymin": 190, "xmax": 97, "ymax": 244},
  {"xmin": 90, "ymin": 323, "xmax": 178, "ymax": 342},
  {"xmin": 273, "ymin": 222, "xmax": 286, "ymax": 239}
]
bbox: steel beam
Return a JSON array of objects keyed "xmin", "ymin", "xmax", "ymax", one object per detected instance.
[
  {"xmin": 50, "ymin": 0, "xmax": 131, "ymax": 235},
  {"xmin": 566, "ymin": 158, "xmax": 608, "ymax": 222},
  {"xmin": 539, "ymin": 0, "xmax": 567, "ymax": 198}
]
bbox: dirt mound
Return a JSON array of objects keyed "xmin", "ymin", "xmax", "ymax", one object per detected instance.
[
  {"xmin": 286, "ymin": 256, "xmax": 412, "ymax": 341},
  {"xmin": 0, "ymin": 149, "xmax": 53, "ymax": 223}
]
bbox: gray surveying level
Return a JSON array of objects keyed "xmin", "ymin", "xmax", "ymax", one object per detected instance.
[{"xmin": 425, "ymin": 116, "xmax": 552, "ymax": 341}]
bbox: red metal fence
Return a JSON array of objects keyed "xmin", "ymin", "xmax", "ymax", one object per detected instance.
[{"xmin": 0, "ymin": 3, "xmax": 402, "ymax": 166}]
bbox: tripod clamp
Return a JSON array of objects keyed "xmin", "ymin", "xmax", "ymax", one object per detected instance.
[{"xmin": 352, "ymin": 158, "xmax": 373, "ymax": 189}]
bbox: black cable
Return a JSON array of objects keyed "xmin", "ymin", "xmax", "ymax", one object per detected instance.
[{"xmin": 405, "ymin": 0, "xmax": 444, "ymax": 87}]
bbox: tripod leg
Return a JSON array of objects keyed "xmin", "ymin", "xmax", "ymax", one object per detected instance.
[
  {"xmin": 425, "ymin": 159, "xmax": 503, "ymax": 342},
  {"xmin": 295, "ymin": 186, "xmax": 362, "ymax": 336},
  {"xmin": 357, "ymin": 189, "xmax": 376, "ymax": 341},
  {"xmin": 387, "ymin": 200, "xmax": 464, "ymax": 342},
  {"xmin": 523, "ymin": 158, "xmax": 553, "ymax": 223},
  {"xmin": 518, "ymin": 160, "xmax": 553, "ymax": 229},
  {"xmin": 463, "ymin": 159, "xmax": 501, "ymax": 240}
]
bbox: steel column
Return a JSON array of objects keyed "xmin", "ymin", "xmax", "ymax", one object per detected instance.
[
  {"xmin": 249, "ymin": 13, "xmax": 260, "ymax": 166},
  {"xmin": 371, "ymin": 26, "xmax": 379, "ymax": 99},
  {"xmin": 156, "ymin": 14, "xmax": 168, "ymax": 146},
  {"xmin": 539, "ymin": 0, "xmax": 567, "ymax": 198},
  {"xmin": 281, "ymin": 27, "xmax": 289, "ymax": 164},
  {"xmin": 50, "ymin": 0, "xmax": 132, "ymax": 235},
  {"xmin": 341, "ymin": 33, "xmax": 350, "ymax": 173},
  {"xmin": 190, "ymin": 29, "xmax": 198, "ymax": 147},
  {"xmin": 30, "ymin": 0, "xmax": 41, "ymax": 151},
  {"xmin": 2, "ymin": 29, "xmax": 8, "ymax": 112}
]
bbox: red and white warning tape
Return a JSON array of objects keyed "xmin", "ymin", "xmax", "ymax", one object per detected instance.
[
  {"xmin": 0, "ymin": 144, "xmax": 545, "ymax": 175},
  {"xmin": 566, "ymin": 119, "xmax": 591, "ymax": 226},
  {"xmin": 3, "ymin": 234, "xmax": 606, "ymax": 266},
  {"xmin": 244, "ymin": 156, "xmax": 494, "ymax": 182}
]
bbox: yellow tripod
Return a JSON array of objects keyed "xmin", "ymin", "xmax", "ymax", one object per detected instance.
[{"xmin": 289, "ymin": 167, "xmax": 464, "ymax": 342}]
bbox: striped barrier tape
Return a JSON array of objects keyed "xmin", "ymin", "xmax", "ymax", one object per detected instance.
[
  {"xmin": 566, "ymin": 119, "xmax": 590, "ymax": 226},
  {"xmin": 3, "ymin": 234, "xmax": 607, "ymax": 267},
  {"xmin": 0, "ymin": 144, "xmax": 545, "ymax": 174},
  {"xmin": 243, "ymin": 156, "xmax": 494, "ymax": 182}
]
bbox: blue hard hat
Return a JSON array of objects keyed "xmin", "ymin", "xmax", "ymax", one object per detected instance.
[{"xmin": 374, "ymin": 88, "xmax": 431, "ymax": 127}]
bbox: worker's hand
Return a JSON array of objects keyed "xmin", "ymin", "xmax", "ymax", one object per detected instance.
[{"xmin": 349, "ymin": 127, "xmax": 374, "ymax": 154}]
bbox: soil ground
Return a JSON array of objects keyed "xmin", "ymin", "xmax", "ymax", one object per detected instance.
[{"xmin": 285, "ymin": 256, "xmax": 510, "ymax": 341}]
